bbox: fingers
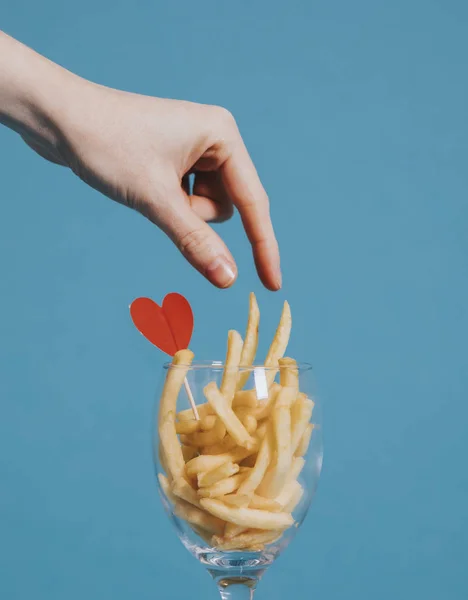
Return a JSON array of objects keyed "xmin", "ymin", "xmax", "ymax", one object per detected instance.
[
  {"xmin": 190, "ymin": 171, "xmax": 233, "ymax": 223},
  {"xmin": 220, "ymin": 138, "xmax": 281, "ymax": 291},
  {"xmin": 143, "ymin": 183, "xmax": 238, "ymax": 289}
]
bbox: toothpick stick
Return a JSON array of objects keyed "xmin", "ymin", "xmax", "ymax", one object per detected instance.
[{"xmin": 184, "ymin": 377, "xmax": 200, "ymax": 420}]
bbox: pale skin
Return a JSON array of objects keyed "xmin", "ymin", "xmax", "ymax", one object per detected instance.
[{"xmin": 0, "ymin": 31, "xmax": 281, "ymax": 290}]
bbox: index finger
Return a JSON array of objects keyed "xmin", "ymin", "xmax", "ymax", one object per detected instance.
[{"xmin": 221, "ymin": 140, "xmax": 281, "ymax": 291}]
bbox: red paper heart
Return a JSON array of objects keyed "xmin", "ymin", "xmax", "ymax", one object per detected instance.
[{"xmin": 130, "ymin": 293, "xmax": 194, "ymax": 356}]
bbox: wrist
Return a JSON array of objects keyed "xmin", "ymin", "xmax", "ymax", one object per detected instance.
[{"xmin": 0, "ymin": 32, "xmax": 81, "ymax": 150}]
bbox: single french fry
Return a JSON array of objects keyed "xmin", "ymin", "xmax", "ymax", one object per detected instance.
[
  {"xmin": 158, "ymin": 473, "xmax": 176, "ymax": 504},
  {"xmin": 182, "ymin": 445, "xmax": 198, "ymax": 462},
  {"xmin": 178, "ymin": 402, "xmax": 213, "ymax": 422},
  {"xmin": 220, "ymin": 330, "xmax": 244, "ymax": 405},
  {"xmin": 254, "ymin": 383, "xmax": 281, "ymax": 421},
  {"xmin": 200, "ymin": 498, "xmax": 294, "ymax": 530},
  {"xmin": 287, "ymin": 456, "xmax": 306, "ymax": 484},
  {"xmin": 158, "ymin": 351, "xmax": 194, "ymax": 480},
  {"xmin": 291, "ymin": 396, "xmax": 314, "ymax": 454},
  {"xmin": 264, "ymin": 301, "xmax": 292, "ymax": 386},
  {"xmin": 200, "ymin": 414, "xmax": 217, "ymax": 431},
  {"xmin": 249, "ymin": 494, "xmax": 282, "ymax": 512},
  {"xmin": 233, "ymin": 390, "xmax": 258, "ymax": 409},
  {"xmin": 237, "ymin": 292, "xmax": 260, "ymax": 390},
  {"xmin": 172, "ymin": 477, "xmax": 202, "ymax": 508},
  {"xmin": 275, "ymin": 478, "xmax": 301, "ymax": 508},
  {"xmin": 174, "ymin": 499, "xmax": 225, "ymax": 535},
  {"xmin": 198, "ymin": 462, "xmax": 239, "ymax": 488},
  {"xmin": 160, "ymin": 411, "xmax": 186, "ymax": 481},
  {"xmin": 198, "ymin": 472, "xmax": 247, "ymax": 498},
  {"xmin": 256, "ymin": 388, "xmax": 295, "ymax": 498},
  {"xmin": 254, "ymin": 421, "xmax": 268, "ymax": 441},
  {"xmin": 159, "ymin": 350, "xmax": 194, "ymax": 427},
  {"xmin": 295, "ymin": 423, "xmax": 314, "ymax": 457},
  {"xmin": 201, "ymin": 435, "xmax": 238, "ymax": 455},
  {"xmin": 236, "ymin": 410, "xmax": 258, "ymax": 435},
  {"xmin": 185, "ymin": 447, "xmax": 254, "ymax": 478},
  {"xmin": 223, "ymin": 523, "xmax": 248, "ymax": 539},
  {"xmin": 175, "ymin": 419, "xmax": 200, "ymax": 435},
  {"xmin": 283, "ymin": 481, "xmax": 304, "ymax": 514},
  {"xmin": 213, "ymin": 529, "xmax": 282, "ymax": 551},
  {"xmin": 219, "ymin": 494, "xmax": 251, "ymax": 507},
  {"xmin": 236, "ymin": 425, "xmax": 274, "ymax": 500},
  {"xmin": 279, "ymin": 357, "xmax": 299, "ymax": 390},
  {"xmin": 205, "ymin": 382, "xmax": 256, "ymax": 450},
  {"xmin": 192, "ymin": 525, "xmax": 214, "ymax": 544},
  {"xmin": 182, "ymin": 418, "xmax": 226, "ymax": 447}
]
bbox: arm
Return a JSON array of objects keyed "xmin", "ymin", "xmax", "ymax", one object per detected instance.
[{"xmin": 0, "ymin": 31, "xmax": 281, "ymax": 290}]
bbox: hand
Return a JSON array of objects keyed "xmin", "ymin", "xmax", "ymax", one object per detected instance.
[{"xmin": 0, "ymin": 33, "xmax": 281, "ymax": 290}]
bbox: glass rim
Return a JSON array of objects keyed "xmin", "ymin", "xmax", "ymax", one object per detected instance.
[{"xmin": 163, "ymin": 360, "xmax": 313, "ymax": 372}]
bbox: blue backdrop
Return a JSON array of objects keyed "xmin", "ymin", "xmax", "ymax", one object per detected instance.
[{"xmin": 1, "ymin": 1, "xmax": 467, "ymax": 599}]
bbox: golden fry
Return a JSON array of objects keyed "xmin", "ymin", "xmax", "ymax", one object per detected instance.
[
  {"xmin": 279, "ymin": 357, "xmax": 299, "ymax": 390},
  {"xmin": 160, "ymin": 411, "xmax": 186, "ymax": 481},
  {"xmin": 232, "ymin": 390, "xmax": 258, "ymax": 409},
  {"xmin": 197, "ymin": 462, "xmax": 239, "ymax": 488},
  {"xmin": 249, "ymin": 494, "xmax": 282, "ymax": 512},
  {"xmin": 254, "ymin": 383, "xmax": 281, "ymax": 421},
  {"xmin": 295, "ymin": 423, "xmax": 314, "ymax": 457},
  {"xmin": 264, "ymin": 301, "xmax": 292, "ymax": 386},
  {"xmin": 219, "ymin": 494, "xmax": 251, "ymax": 507},
  {"xmin": 177, "ymin": 402, "xmax": 212, "ymax": 422},
  {"xmin": 223, "ymin": 523, "xmax": 248, "ymax": 539},
  {"xmin": 220, "ymin": 330, "xmax": 244, "ymax": 405},
  {"xmin": 174, "ymin": 500, "xmax": 225, "ymax": 535},
  {"xmin": 200, "ymin": 498, "xmax": 294, "ymax": 530},
  {"xmin": 182, "ymin": 418, "xmax": 226, "ymax": 447},
  {"xmin": 198, "ymin": 472, "xmax": 247, "ymax": 498},
  {"xmin": 185, "ymin": 447, "xmax": 254, "ymax": 478},
  {"xmin": 205, "ymin": 382, "xmax": 256, "ymax": 450},
  {"xmin": 175, "ymin": 419, "xmax": 200, "ymax": 435},
  {"xmin": 237, "ymin": 292, "xmax": 260, "ymax": 390},
  {"xmin": 200, "ymin": 414, "xmax": 217, "ymax": 431},
  {"xmin": 201, "ymin": 435, "xmax": 238, "ymax": 455},
  {"xmin": 213, "ymin": 529, "xmax": 282, "ymax": 551},
  {"xmin": 256, "ymin": 388, "xmax": 294, "ymax": 498},
  {"xmin": 158, "ymin": 351, "xmax": 194, "ymax": 480},
  {"xmin": 283, "ymin": 481, "xmax": 304, "ymax": 514},
  {"xmin": 291, "ymin": 395, "xmax": 314, "ymax": 454},
  {"xmin": 158, "ymin": 473, "xmax": 176, "ymax": 504},
  {"xmin": 159, "ymin": 350, "xmax": 194, "ymax": 427},
  {"xmin": 172, "ymin": 477, "xmax": 202, "ymax": 508},
  {"xmin": 236, "ymin": 425, "xmax": 273, "ymax": 500}
]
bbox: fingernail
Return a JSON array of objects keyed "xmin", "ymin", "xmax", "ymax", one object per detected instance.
[
  {"xmin": 275, "ymin": 269, "xmax": 282, "ymax": 290},
  {"xmin": 206, "ymin": 256, "xmax": 237, "ymax": 288}
]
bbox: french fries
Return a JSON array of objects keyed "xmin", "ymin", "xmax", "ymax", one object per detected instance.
[
  {"xmin": 295, "ymin": 423, "xmax": 314, "ymax": 457},
  {"xmin": 200, "ymin": 498, "xmax": 294, "ymax": 530},
  {"xmin": 265, "ymin": 301, "xmax": 292, "ymax": 386},
  {"xmin": 220, "ymin": 330, "xmax": 243, "ymax": 405},
  {"xmin": 204, "ymin": 382, "xmax": 256, "ymax": 450},
  {"xmin": 197, "ymin": 462, "xmax": 239, "ymax": 488},
  {"xmin": 213, "ymin": 529, "xmax": 282, "ymax": 551},
  {"xmin": 237, "ymin": 293, "xmax": 260, "ymax": 390},
  {"xmin": 156, "ymin": 295, "xmax": 315, "ymax": 552}
]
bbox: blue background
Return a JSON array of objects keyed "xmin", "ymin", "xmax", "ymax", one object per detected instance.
[{"xmin": 1, "ymin": 1, "xmax": 467, "ymax": 598}]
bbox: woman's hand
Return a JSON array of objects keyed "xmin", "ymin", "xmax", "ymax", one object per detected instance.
[{"xmin": 0, "ymin": 32, "xmax": 281, "ymax": 290}]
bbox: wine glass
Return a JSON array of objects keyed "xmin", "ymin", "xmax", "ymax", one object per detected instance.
[{"xmin": 153, "ymin": 361, "xmax": 322, "ymax": 600}]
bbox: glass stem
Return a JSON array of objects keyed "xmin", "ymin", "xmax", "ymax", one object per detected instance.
[{"xmin": 215, "ymin": 576, "xmax": 258, "ymax": 600}]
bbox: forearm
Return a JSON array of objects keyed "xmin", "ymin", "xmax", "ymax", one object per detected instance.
[{"xmin": 0, "ymin": 31, "xmax": 76, "ymax": 145}]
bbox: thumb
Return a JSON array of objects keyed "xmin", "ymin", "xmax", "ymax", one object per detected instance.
[{"xmin": 144, "ymin": 186, "xmax": 238, "ymax": 289}]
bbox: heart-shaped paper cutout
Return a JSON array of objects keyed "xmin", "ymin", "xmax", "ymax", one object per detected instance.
[{"xmin": 130, "ymin": 293, "xmax": 194, "ymax": 356}]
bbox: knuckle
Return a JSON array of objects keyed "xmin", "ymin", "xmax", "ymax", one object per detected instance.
[
  {"xmin": 211, "ymin": 105, "xmax": 237, "ymax": 131},
  {"xmin": 178, "ymin": 227, "xmax": 210, "ymax": 258}
]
